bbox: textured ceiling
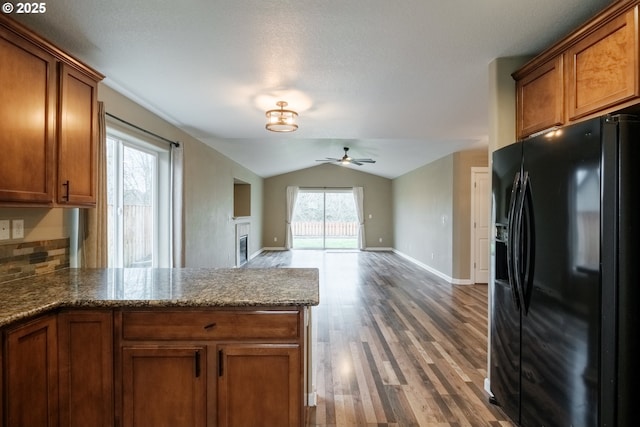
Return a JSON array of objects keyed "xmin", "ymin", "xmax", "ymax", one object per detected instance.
[{"xmin": 15, "ymin": 0, "xmax": 611, "ymax": 178}]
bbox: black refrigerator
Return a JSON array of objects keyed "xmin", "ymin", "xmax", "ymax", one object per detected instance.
[{"xmin": 490, "ymin": 114, "xmax": 639, "ymax": 427}]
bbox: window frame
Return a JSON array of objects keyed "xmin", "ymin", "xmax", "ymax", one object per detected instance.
[
  {"xmin": 106, "ymin": 125, "xmax": 171, "ymax": 268},
  {"xmin": 292, "ymin": 188, "xmax": 358, "ymax": 250}
]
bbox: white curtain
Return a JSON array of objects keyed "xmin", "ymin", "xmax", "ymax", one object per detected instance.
[
  {"xmin": 285, "ymin": 186, "xmax": 299, "ymax": 249},
  {"xmin": 353, "ymin": 186, "xmax": 366, "ymax": 250},
  {"xmin": 171, "ymin": 143, "xmax": 184, "ymax": 267}
]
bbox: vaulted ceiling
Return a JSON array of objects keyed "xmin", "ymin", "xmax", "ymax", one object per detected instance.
[{"xmin": 16, "ymin": 0, "xmax": 611, "ymax": 178}]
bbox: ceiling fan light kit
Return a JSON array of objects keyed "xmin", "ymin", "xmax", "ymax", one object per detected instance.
[{"xmin": 265, "ymin": 101, "xmax": 298, "ymax": 132}]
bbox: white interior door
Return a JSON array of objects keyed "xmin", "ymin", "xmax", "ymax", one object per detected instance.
[{"xmin": 471, "ymin": 167, "xmax": 490, "ymax": 283}]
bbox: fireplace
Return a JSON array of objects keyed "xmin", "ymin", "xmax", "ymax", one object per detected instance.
[
  {"xmin": 235, "ymin": 223, "xmax": 250, "ymax": 267},
  {"xmin": 239, "ymin": 234, "xmax": 248, "ymax": 266}
]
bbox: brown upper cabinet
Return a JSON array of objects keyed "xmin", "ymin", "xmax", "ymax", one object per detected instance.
[
  {"xmin": 514, "ymin": 1, "xmax": 640, "ymax": 139},
  {"xmin": 516, "ymin": 55, "xmax": 564, "ymax": 138},
  {"xmin": 0, "ymin": 16, "xmax": 103, "ymax": 207},
  {"xmin": 58, "ymin": 64, "xmax": 99, "ymax": 206},
  {"xmin": 566, "ymin": 7, "xmax": 639, "ymax": 120}
]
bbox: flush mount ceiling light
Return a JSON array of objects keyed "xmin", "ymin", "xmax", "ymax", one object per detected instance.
[{"xmin": 265, "ymin": 101, "xmax": 298, "ymax": 132}]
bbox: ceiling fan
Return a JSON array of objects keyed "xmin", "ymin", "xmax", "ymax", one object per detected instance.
[{"xmin": 316, "ymin": 147, "xmax": 376, "ymax": 166}]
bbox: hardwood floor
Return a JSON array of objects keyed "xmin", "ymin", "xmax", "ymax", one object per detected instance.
[{"xmin": 245, "ymin": 250, "xmax": 514, "ymax": 427}]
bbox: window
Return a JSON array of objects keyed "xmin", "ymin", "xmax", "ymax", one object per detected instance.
[{"xmin": 107, "ymin": 129, "xmax": 170, "ymax": 267}]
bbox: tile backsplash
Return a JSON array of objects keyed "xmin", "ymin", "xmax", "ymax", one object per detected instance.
[{"xmin": 0, "ymin": 238, "xmax": 70, "ymax": 283}]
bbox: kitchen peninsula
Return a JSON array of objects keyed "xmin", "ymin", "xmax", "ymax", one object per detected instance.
[{"xmin": 0, "ymin": 267, "xmax": 319, "ymax": 427}]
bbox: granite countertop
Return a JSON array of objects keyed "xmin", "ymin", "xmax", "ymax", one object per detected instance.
[{"xmin": 0, "ymin": 268, "xmax": 320, "ymax": 327}]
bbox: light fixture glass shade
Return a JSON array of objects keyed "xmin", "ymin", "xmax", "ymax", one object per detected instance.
[{"xmin": 265, "ymin": 101, "xmax": 298, "ymax": 132}]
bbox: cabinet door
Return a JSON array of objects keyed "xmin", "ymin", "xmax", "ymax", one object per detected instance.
[
  {"xmin": 218, "ymin": 344, "xmax": 301, "ymax": 427},
  {"xmin": 567, "ymin": 7, "xmax": 639, "ymax": 120},
  {"xmin": 0, "ymin": 25, "xmax": 56, "ymax": 204},
  {"xmin": 0, "ymin": 341, "xmax": 3, "ymax": 426},
  {"xmin": 5, "ymin": 315, "xmax": 58, "ymax": 427},
  {"xmin": 516, "ymin": 55, "xmax": 564, "ymax": 138},
  {"xmin": 58, "ymin": 311, "xmax": 113, "ymax": 427},
  {"xmin": 121, "ymin": 346, "xmax": 207, "ymax": 427},
  {"xmin": 58, "ymin": 63, "xmax": 98, "ymax": 206}
]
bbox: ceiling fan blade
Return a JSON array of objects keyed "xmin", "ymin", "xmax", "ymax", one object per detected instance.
[{"xmin": 316, "ymin": 147, "xmax": 376, "ymax": 166}]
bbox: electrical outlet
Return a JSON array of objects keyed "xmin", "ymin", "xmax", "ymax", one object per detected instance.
[
  {"xmin": 0, "ymin": 220, "xmax": 9, "ymax": 240},
  {"xmin": 274, "ymin": 237, "xmax": 278, "ymax": 242},
  {"xmin": 12, "ymin": 219, "xmax": 24, "ymax": 239}
]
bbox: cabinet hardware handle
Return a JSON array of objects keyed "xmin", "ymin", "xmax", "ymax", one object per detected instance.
[
  {"xmin": 62, "ymin": 180, "xmax": 70, "ymax": 201},
  {"xmin": 204, "ymin": 322, "xmax": 217, "ymax": 330},
  {"xmin": 194, "ymin": 350, "xmax": 201, "ymax": 378},
  {"xmin": 218, "ymin": 349, "xmax": 224, "ymax": 377}
]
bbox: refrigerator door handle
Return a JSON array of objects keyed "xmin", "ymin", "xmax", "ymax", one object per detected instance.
[
  {"xmin": 513, "ymin": 171, "xmax": 530, "ymax": 313},
  {"xmin": 520, "ymin": 172, "xmax": 535, "ymax": 315},
  {"xmin": 506, "ymin": 172, "xmax": 521, "ymax": 310}
]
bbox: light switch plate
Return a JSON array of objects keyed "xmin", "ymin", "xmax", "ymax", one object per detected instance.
[
  {"xmin": 12, "ymin": 219, "xmax": 24, "ymax": 239},
  {"xmin": 0, "ymin": 220, "xmax": 9, "ymax": 240}
]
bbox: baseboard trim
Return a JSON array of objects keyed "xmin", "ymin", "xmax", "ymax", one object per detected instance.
[
  {"xmin": 484, "ymin": 377, "xmax": 493, "ymax": 397},
  {"xmin": 307, "ymin": 392, "xmax": 317, "ymax": 407},
  {"xmin": 392, "ymin": 249, "xmax": 474, "ymax": 285},
  {"xmin": 259, "ymin": 247, "xmax": 395, "ymax": 252},
  {"xmin": 249, "ymin": 248, "xmax": 264, "ymax": 260},
  {"xmin": 257, "ymin": 246, "xmax": 473, "ymax": 286}
]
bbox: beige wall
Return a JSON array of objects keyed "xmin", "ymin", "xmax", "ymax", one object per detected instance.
[
  {"xmin": 100, "ymin": 85, "xmax": 264, "ymax": 268},
  {"xmin": 0, "ymin": 208, "xmax": 75, "ymax": 242},
  {"xmin": 452, "ymin": 150, "xmax": 489, "ymax": 279},
  {"xmin": 263, "ymin": 163, "xmax": 393, "ymax": 249},
  {"xmin": 392, "ymin": 149, "xmax": 487, "ymax": 282},
  {"xmin": 233, "ymin": 184, "xmax": 251, "ymax": 218},
  {"xmin": 488, "ymin": 57, "xmax": 530, "ymax": 154},
  {"xmin": 392, "ymin": 155, "xmax": 454, "ymax": 277},
  {"xmin": 0, "ymin": 85, "xmax": 264, "ymax": 269},
  {"xmin": 1, "ymin": 58, "xmax": 522, "ymax": 271}
]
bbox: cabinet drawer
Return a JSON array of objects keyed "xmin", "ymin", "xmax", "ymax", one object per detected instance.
[{"xmin": 121, "ymin": 310, "xmax": 301, "ymax": 341}]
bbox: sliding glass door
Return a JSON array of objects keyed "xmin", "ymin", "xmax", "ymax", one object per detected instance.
[
  {"xmin": 107, "ymin": 131, "xmax": 170, "ymax": 267},
  {"xmin": 292, "ymin": 190, "xmax": 358, "ymax": 249}
]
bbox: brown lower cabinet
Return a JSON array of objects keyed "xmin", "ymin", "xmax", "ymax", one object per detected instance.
[
  {"xmin": 117, "ymin": 308, "xmax": 305, "ymax": 427},
  {"xmin": 5, "ymin": 315, "xmax": 59, "ymax": 427},
  {"xmin": 218, "ymin": 344, "xmax": 301, "ymax": 427},
  {"xmin": 0, "ymin": 345, "xmax": 3, "ymax": 425},
  {"xmin": 2, "ymin": 307, "xmax": 305, "ymax": 427},
  {"xmin": 121, "ymin": 346, "xmax": 207, "ymax": 427},
  {"xmin": 58, "ymin": 311, "xmax": 114, "ymax": 427}
]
